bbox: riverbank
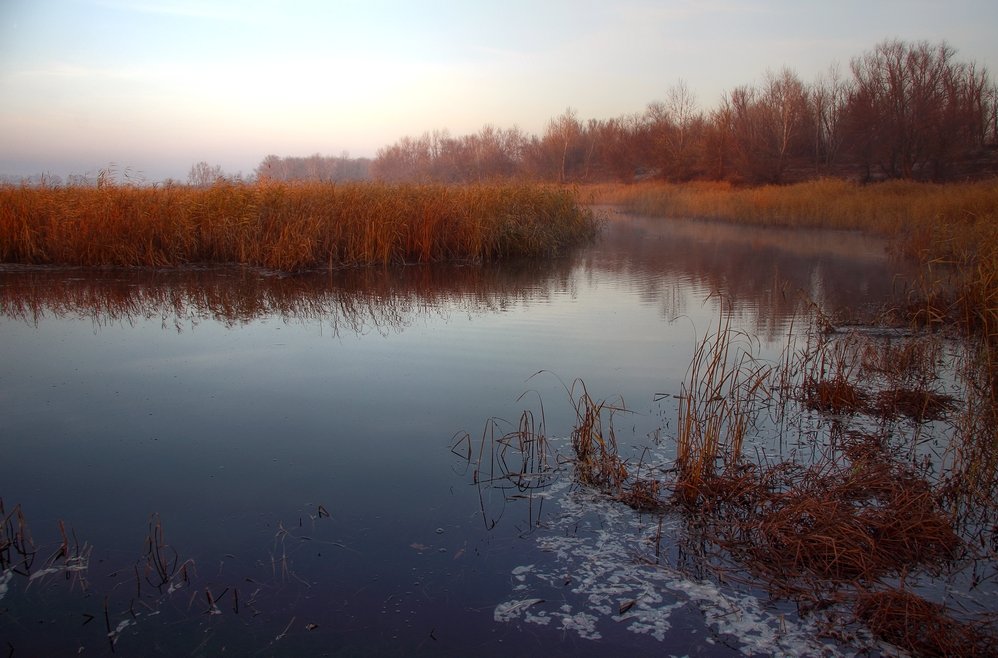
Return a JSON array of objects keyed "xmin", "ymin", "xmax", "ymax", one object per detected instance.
[{"xmin": 591, "ymin": 177, "xmax": 997, "ymax": 383}]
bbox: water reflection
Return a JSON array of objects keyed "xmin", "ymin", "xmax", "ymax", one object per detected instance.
[
  {"xmin": 0, "ymin": 259, "xmax": 577, "ymax": 335},
  {"xmin": 590, "ymin": 208, "xmax": 903, "ymax": 341},
  {"xmin": 0, "ymin": 211, "xmax": 911, "ymax": 656},
  {"xmin": 1, "ymin": 210, "xmax": 902, "ymax": 345}
]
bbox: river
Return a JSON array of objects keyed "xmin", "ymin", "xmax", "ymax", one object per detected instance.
[{"xmin": 0, "ymin": 209, "xmax": 920, "ymax": 655}]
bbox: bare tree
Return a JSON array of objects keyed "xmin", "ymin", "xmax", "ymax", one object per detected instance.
[
  {"xmin": 760, "ymin": 68, "xmax": 811, "ymax": 182},
  {"xmin": 545, "ymin": 108, "xmax": 583, "ymax": 182},
  {"xmin": 811, "ymin": 64, "xmax": 851, "ymax": 173},
  {"xmin": 664, "ymin": 80, "xmax": 702, "ymax": 180},
  {"xmin": 845, "ymin": 39, "xmax": 985, "ymax": 179},
  {"xmin": 188, "ymin": 161, "xmax": 224, "ymax": 187}
]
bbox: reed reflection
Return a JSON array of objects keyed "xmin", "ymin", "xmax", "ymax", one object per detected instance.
[
  {"xmin": 0, "ymin": 258, "xmax": 577, "ymax": 335},
  {"xmin": 0, "ymin": 211, "xmax": 906, "ymax": 342}
]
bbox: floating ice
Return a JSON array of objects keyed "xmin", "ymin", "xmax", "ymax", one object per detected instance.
[
  {"xmin": 0, "ymin": 569, "xmax": 12, "ymax": 601},
  {"xmin": 493, "ymin": 474, "xmax": 859, "ymax": 656},
  {"xmin": 494, "ymin": 598, "xmax": 544, "ymax": 622}
]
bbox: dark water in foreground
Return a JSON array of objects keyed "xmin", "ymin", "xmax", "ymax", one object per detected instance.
[{"xmin": 1, "ymin": 211, "xmax": 915, "ymax": 655}]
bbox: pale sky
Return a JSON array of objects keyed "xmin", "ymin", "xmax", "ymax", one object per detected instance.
[{"xmin": 2, "ymin": 0, "xmax": 997, "ymax": 182}]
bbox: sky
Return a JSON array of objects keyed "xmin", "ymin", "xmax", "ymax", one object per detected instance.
[{"xmin": 2, "ymin": 0, "xmax": 997, "ymax": 183}]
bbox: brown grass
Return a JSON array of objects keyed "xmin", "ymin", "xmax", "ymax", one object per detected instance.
[
  {"xmin": 589, "ymin": 177, "xmax": 998, "ymax": 232},
  {"xmin": 873, "ymin": 388, "xmax": 956, "ymax": 421},
  {"xmin": 857, "ymin": 333, "xmax": 942, "ymax": 386},
  {"xmin": 0, "ymin": 181, "xmax": 599, "ymax": 270},
  {"xmin": 569, "ymin": 380, "xmax": 630, "ymax": 493},
  {"xmin": 855, "ymin": 588, "xmax": 997, "ymax": 657},
  {"xmin": 672, "ymin": 305, "xmax": 773, "ymax": 503},
  {"xmin": 553, "ymin": 303, "xmax": 990, "ymax": 652},
  {"xmin": 801, "ymin": 376, "xmax": 868, "ymax": 414}
]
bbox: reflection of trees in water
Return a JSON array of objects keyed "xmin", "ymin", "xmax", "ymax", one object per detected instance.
[
  {"xmin": 0, "ymin": 215, "xmax": 906, "ymax": 340},
  {"xmin": 0, "ymin": 260, "xmax": 577, "ymax": 336},
  {"xmin": 587, "ymin": 211, "xmax": 908, "ymax": 341}
]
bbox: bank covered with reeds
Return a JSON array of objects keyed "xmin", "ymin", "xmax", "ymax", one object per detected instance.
[
  {"xmin": 598, "ymin": 177, "xmax": 998, "ymax": 361},
  {"xmin": 0, "ymin": 182, "xmax": 598, "ymax": 270}
]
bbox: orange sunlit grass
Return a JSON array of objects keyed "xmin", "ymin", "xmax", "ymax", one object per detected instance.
[{"xmin": 0, "ymin": 181, "xmax": 598, "ymax": 270}]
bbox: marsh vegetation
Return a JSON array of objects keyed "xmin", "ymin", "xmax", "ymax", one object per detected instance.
[{"xmin": 0, "ymin": 181, "xmax": 597, "ymax": 270}]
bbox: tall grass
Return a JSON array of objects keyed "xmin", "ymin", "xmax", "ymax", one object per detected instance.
[
  {"xmin": 0, "ymin": 181, "xmax": 598, "ymax": 270},
  {"xmin": 671, "ymin": 306, "xmax": 773, "ymax": 502},
  {"xmin": 593, "ymin": 178, "xmax": 998, "ymax": 233}
]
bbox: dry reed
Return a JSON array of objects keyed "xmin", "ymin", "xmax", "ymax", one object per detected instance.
[
  {"xmin": 0, "ymin": 498, "xmax": 36, "ymax": 575},
  {"xmin": 855, "ymin": 588, "xmax": 997, "ymax": 657},
  {"xmin": 451, "ymin": 406, "xmax": 557, "ymax": 532},
  {"xmin": 0, "ymin": 181, "xmax": 599, "ymax": 270},
  {"xmin": 551, "ymin": 302, "xmax": 990, "ymax": 653},
  {"xmin": 672, "ymin": 305, "xmax": 773, "ymax": 503},
  {"xmin": 569, "ymin": 380, "xmax": 630, "ymax": 493}
]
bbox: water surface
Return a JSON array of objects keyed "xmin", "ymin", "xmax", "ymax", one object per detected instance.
[{"xmin": 1, "ymin": 210, "xmax": 911, "ymax": 655}]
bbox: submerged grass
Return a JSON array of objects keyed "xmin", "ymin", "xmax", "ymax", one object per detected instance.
[
  {"xmin": 855, "ymin": 588, "xmax": 996, "ymax": 657},
  {"xmin": 0, "ymin": 181, "xmax": 599, "ymax": 270}
]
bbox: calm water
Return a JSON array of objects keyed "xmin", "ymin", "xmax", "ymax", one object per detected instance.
[{"xmin": 1, "ymin": 210, "xmax": 907, "ymax": 655}]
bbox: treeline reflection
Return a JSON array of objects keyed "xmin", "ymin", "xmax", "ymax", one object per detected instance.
[
  {"xmin": 584, "ymin": 210, "xmax": 907, "ymax": 341},
  {"xmin": 0, "ymin": 213, "xmax": 906, "ymax": 338}
]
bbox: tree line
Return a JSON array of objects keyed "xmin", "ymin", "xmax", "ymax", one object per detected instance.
[
  {"xmin": 183, "ymin": 153, "xmax": 372, "ymax": 187},
  {"xmin": 372, "ymin": 39, "xmax": 998, "ymax": 184}
]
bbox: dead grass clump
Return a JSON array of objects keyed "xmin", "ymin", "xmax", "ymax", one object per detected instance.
[
  {"xmin": 711, "ymin": 435, "xmax": 961, "ymax": 585},
  {"xmin": 874, "ymin": 388, "xmax": 956, "ymax": 421},
  {"xmin": 570, "ymin": 381, "xmax": 629, "ymax": 494},
  {"xmin": 801, "ymin": 375, "xmax": 868, "ymax": 414},
  {"xmin": 855, "ymin": 588, "xmax": 997, "ymax": 657},
  {"xmin": 619, "ymin": 477, "xmax": 666, "ymax": 512}
]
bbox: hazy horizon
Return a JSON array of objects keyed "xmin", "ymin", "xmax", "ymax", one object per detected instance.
[{"xmin": 3, "ymin": 0, "xmax": 997, "ymax": 183}]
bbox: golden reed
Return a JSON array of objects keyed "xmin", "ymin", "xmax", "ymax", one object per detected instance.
[{"xmin": 0, "ymin": 181, "xmax": 598, "ymax": 270}]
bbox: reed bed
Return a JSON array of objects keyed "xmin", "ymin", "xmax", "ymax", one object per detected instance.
[
  {"xmin": 536, "ymin": 301, "xmax": 996, "ymax": 654},
  {"xmin": 0, "ymin": 181, "xmax": 598, "ymax": 270},
  {"xmin": 592, "ymin": 178, "xmax": 998, "ymax": 234}
]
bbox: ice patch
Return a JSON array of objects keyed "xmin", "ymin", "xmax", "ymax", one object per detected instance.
[
  {"xmin": 494, "ymin": 598, "xmax": 544, "ymax": 622},
  {"xmin": 493, "ymin": 476, "xmax": 855, "ymax": 656},
  {"xmin": 28, "ymin": 567, "xmax": 62, "ymax": 581},
  {"xmin": 0, "ymin": 569, "xmax": 12, "ymax": 601}
]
